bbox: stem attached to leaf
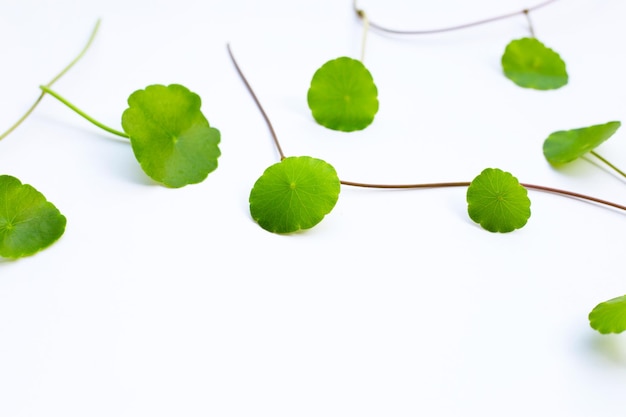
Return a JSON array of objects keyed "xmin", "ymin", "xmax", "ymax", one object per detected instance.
[
  {"xmin": 227, "ymin": 43, "xmax": 286, "ymax": 160},
  {"xmin": 228, "ymin": 44, "xmax": 626, "ymax": 215},
  {"xmin": 341, "ymin": 180, "xmax": 626, "ymax": 212},
  {"xmin": 590, "ymin": 151, "xmax": 626, "ymax": 180},
  {"xmin": 359, "ymin": 8, "xmax": 370, "ymax": 62},
  {"xmin": 524, "ymin": 10, "xmax": 536, "ymax": 38},
  {"xmin": 352, "ymin": 0, "xmax": 558, "ymax": 35},
  {"xmin": 0, "ymin": 19, "xmax": 101, "ymax": 141},
  {"xmin": 39, "ymin": 86, "xmax": 129, "ymax": 139}
]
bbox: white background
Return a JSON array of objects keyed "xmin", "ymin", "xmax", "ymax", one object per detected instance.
[{"xmin": 1, "ymin": 0, "xmax": 625, "ymax": 415}]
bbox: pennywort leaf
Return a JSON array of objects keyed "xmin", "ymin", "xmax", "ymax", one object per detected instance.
[
  {"xmin": 543, "ymin": 121, "xmax": 621, "ymax": 165},
  {"xmin": 466, "ymin": 168, "xmax": 531, "ymax": 233},
  {"xmin": 249, "ymin": 156, "xmax": 341, "ymax": 234},
  {"xmin": 589, "ymin": 295, "xmax": 626, "ymax": 334},
  {"xmin": 0, "ymin": 175, "xmax": 66, "ymax": 259},
  {"xmin": 121, "ymin": 84, "xmax": 221, "ymax": 188},
  {"xmin": 501, "ymin": 37, "xmax": 568, "ymax": 90},
  {"xmin": 307, "ymin": 57, "xmax": 379, "ymax": 132}
]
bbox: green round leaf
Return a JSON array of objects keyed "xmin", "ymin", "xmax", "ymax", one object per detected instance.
[
  {"xmin": 249, "ymin": 156, "xmax": 341, "ymax": 234},
  {"xmin": 466, "ymin": 168, "xmax": 531, "ymax": 233},
  {"xmin": 589, "ymin": 295, "xmax": 626, "ymax": 334},
  {"xmin": 543, "ymin": 121, "xmax": 621, "ymax": 165},
  {"xmin": 307, "ymin": 57, "xmax": 379, "ymax": 132},
  {"xmin": 121, "ymin": 84, "xmax": 221, "ymax": 188},
  {"xmin": 0, "ymin": 175, "xmax": 66, "ymax": 259},
  {"xmin": 501, "ymin": 37, "xmax": 568, "ymax": 90}
]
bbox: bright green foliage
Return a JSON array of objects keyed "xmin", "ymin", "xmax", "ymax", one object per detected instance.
[
  {"xmin": 589, "ymin": 295, "xmax": 626, "ymax": 334},
  {"xmin": 543, "ymin": 121, "xmax": 621, "ymax": 165},
  {"xmin": 121, "ymin": 84, "xmax": 221, "ymax": 188},
  {"xmin": 0, "ymin": 175, "xmax": 66, "ymax": 259},
  {"xmin": 249, "ymin": 156, "xmax": 341, "ymax": 234},
  {"xmin": 466, "ymin": 168, "xmax": 531, "ymax": 233},
  {"xmin": 307, "ymin": 57, "xmax": 379, "ymax": 132},
  {"xmin": 501, "ymin": 38, "xmax": 568, "ymax": 90}
]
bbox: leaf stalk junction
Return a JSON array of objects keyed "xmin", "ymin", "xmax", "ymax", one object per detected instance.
[
  {"xmin": 590, "ymin": 150, "xmax": 626, "ymax": 180},
  {"xmin": 0, "ymin": 19, "xmax": 102, "ymax": 141},
  {"xmin": 352, "ymin": 0, "xmax": 558, "ymax": 36},
  {"xmin": 227, "ymin": 43, "xmax": 626, "ymax": 215},
  {"xmin": 39, "ymin": 85, "xmax": 129, "ymax": 139}
]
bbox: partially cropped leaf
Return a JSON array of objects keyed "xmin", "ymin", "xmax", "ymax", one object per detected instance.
[
  {"xmin": 589, "ymin": 295, "xmax": 626, "ymax": 334},
  {"xmin": 543, "ymin": 121, "xmax": 621, "ymax": 165},
  {"xmin": 466, "ymin": 168, "xmax": 531, "ymax": 233},
  {"xmin": 121, "ymin": 84, "xmax": 221, "ymax": 188},
  {"xmin": 307, "ymin": 57, "xmax": 379, "ymax": 132},
  {"xmin": 0, "ymin": 175, "xmax": 66, "ymax": 259},
  {"xmin": 501, "ymin": 37, "xmax": 568, "ymax": 90},
  {"xmin": 249, "ymin": 156, "xmax": 341, "ymax": 234}
]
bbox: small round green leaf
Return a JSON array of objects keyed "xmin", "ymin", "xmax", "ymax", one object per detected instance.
[
  {"xmin": 466, "ymin": 168, "xmax": 531, "ymax": 233},
  {"xmin": 121, "ymin": 84, "xmax": 221, "ymax": 188},
  {"xmin": 543, "ymin": 121, "xmax": 621, "ymax": 165},
  {"xmin": 589, "ymin": 295, "xmax": 626, "ymax": 334},
  {"xmin": 307, "ymin": 57, "xmax": 379, "ymax": 132},
  {"xmin": 501, "ymin": 37, "xmax": 568, "ymax": 90},
  {"xmin": 0, "ymin": 175, "xmax": 66, "ymax": 259},
  {"xmin": 249, "ymin": 156, "xmax": 341, "ymax": 234}
]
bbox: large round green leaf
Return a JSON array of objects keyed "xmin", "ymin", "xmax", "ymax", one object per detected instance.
[
  {"xmin": 0, "ymin": 175, "xmax": 66, "ymax": 259},
  {"xmin": 249, "ymin": 156, "xmax": 341, "ymax": 234},
  {"xmin": 466, "ymin": 168, "xmax": 531, "ymax": 233},
  {"xmin": 543, "ymin": 121, "xmax": 621, "ymax": 165},
  {"xmin": 589, "ymin": 295, "xmax": 626, "ymax": 334},
  {"xmin": 121, "ymin": 84, "xmax": 221, "ymax": 188},
  {"xmin": 307, "ymin": 57, "xmax": 379, "ymax": 132},
  {"xmin": 501, "ymin": 37, "xmax": 568, "ymax": 90}
]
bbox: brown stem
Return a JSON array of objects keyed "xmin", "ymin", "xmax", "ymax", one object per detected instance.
[
  {"xmin": 341, "ymin": 180, "xmax": 626, "ymax": 212},
  {"xmin": 353, "ymin": 0, "xmax": 558, "ymax": 35},
  {"xmin": 227, "ymin": 43, "xmax": 626, "ymax": 214},
  {"xmin": 341, "ymin": 180, "xmax": 470, "ymax": 189},
  {"xmin": 524, "ymin": 10, "xmax": 536, "ymax": 37},
  {"xmin": 226, "ymin": 43, "xmax": 286, "ymax": 161}
]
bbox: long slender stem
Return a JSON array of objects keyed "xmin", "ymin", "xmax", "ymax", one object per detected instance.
[
  {"xmin": 353, "ymin": 0, "xmax": 559, "ymax": 35},
  {"xmin": 524, "ymin": 10, "xmax": 536, "ymax": 37},
  {"xmin": 0, "ymin": 19, "xmax": 101, "ymax": 141},
  {"xmin": 341, "ymin": 180, "xmax": 469, "ymax": 189},
  {"xmin": 341, "ymin": 180, "xmax": 626, "ymax": 211},
  {"xmin": 591, "ymin": 151, "xmax": 626, "ymax": 180},
  {"xmin": 226, "ymin": 43, "xmax": 285, "ymax": 160},
  {"xmin": 39, "ymin": 85, "xmax": 129, "ymax": 139},
  {"xmin": 360, "ymin": 8, "xmax": 370, "ymax": 62},
  {"xmin": 227, "ymin": 44, "xmax": 626, "ymax": 214}
]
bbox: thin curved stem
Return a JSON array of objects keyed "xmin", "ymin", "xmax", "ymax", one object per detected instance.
[
  {"xmin": 353, "ymin": 0, "xmax": 558, "ymax": 35},
  {"xmin": 591, "ymin": 151, "xmax": 626, "ymax": 180},
  {"xmin": 227, "ymin": 44, "xmax": 626, "ymax": 214},
  {"xmin": 360, "ymin": 8, "xmax": 370, "ymax": 62},
  {"xmin": 226, "ymin": 43, "xmax": 285, "ymax": 160},
  {"xmin": 521, "ymin": 183, "xmax": 626, "ymax": 211},
  {"xmin": 524, "ymin": 10, "xmax": 536, "ymax": 38},
  {"xmin": 0, "ymin": 19, "xmax": 101, "ymax": 141},
  {"xmin": 40, "ymin": 85, "xmax": 129, "ymax": 139},
  {"xmin": 341, "ymin": 180, "xmax": 626, "ymax": 212},
  {"xmin": 341, "ymin": 180, "xmax": 470, "ymax": 189}
]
